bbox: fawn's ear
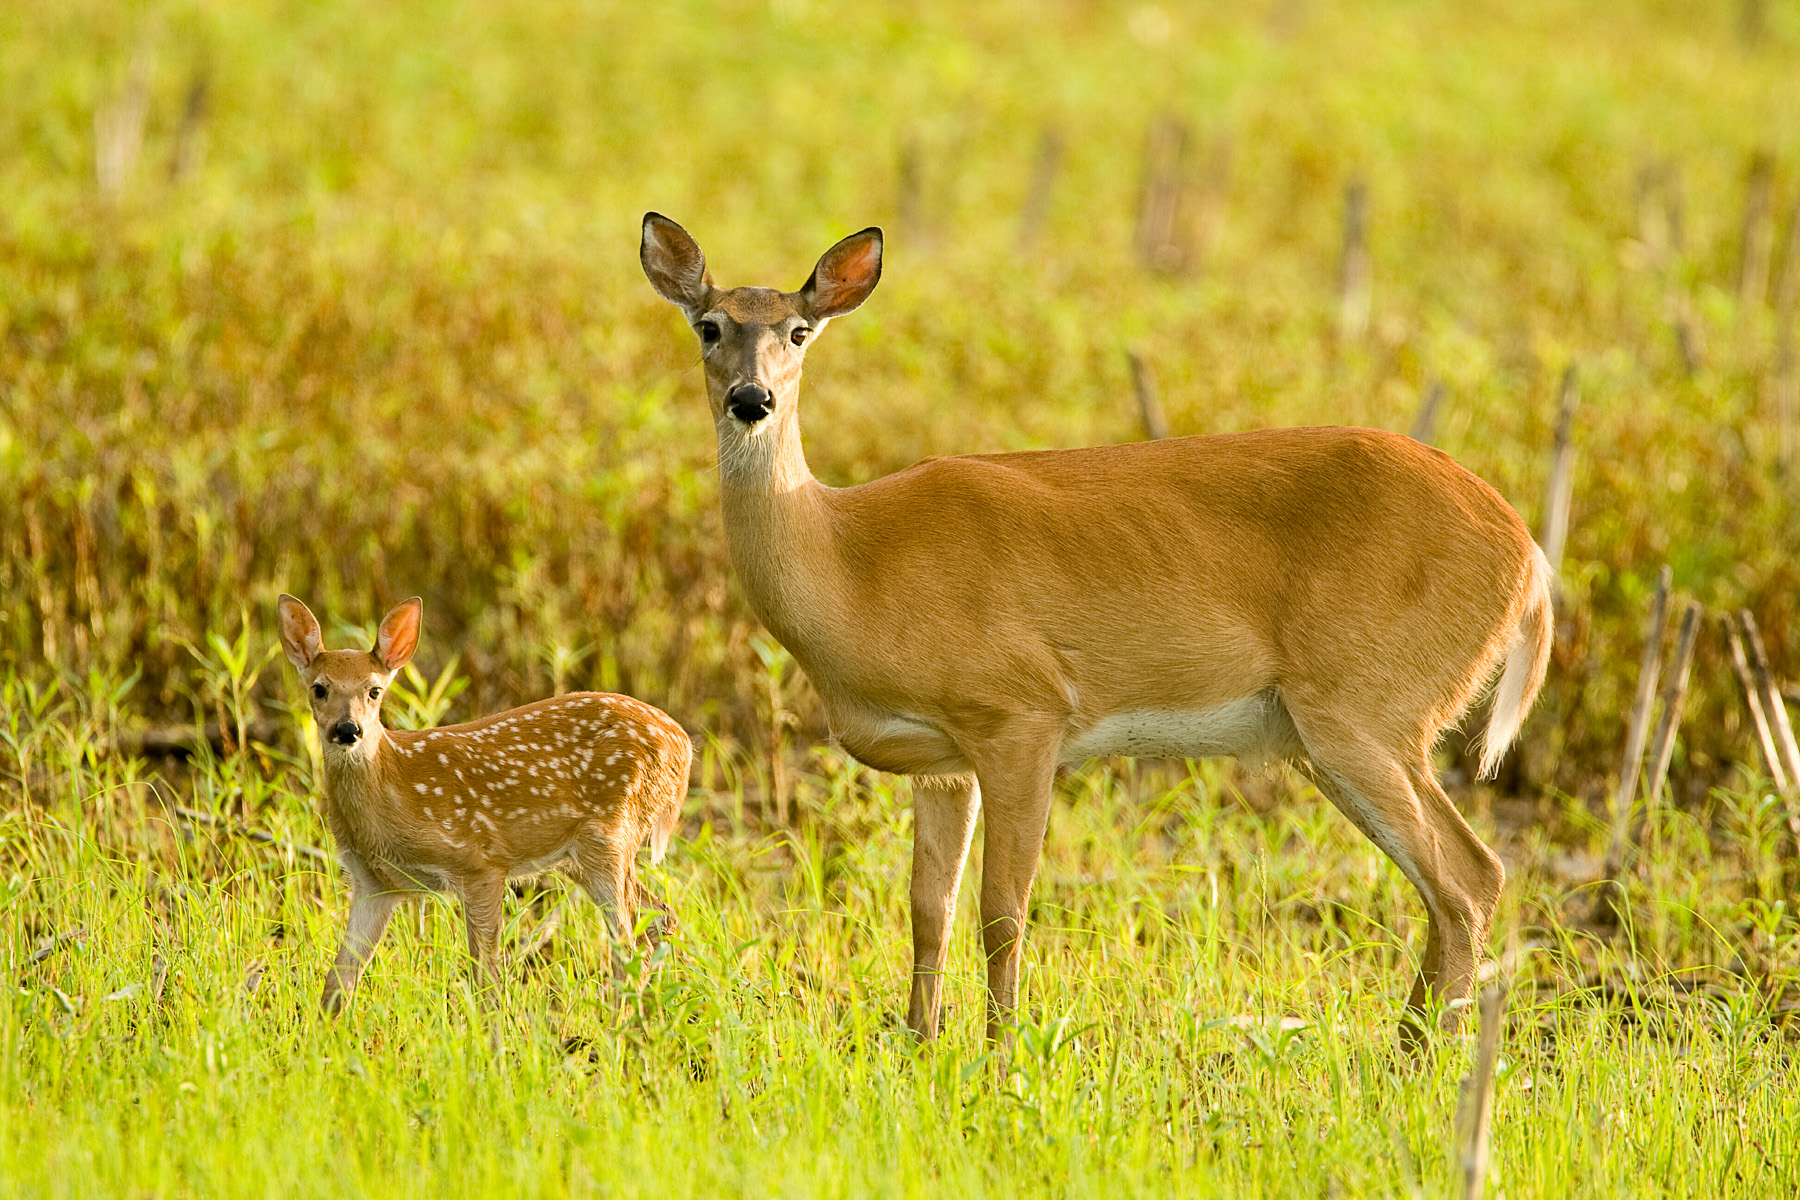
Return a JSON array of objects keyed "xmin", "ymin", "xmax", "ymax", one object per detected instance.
[
  {"xmin": 800, "ymin": 227, "xmax": 882, "ymax": 321},
  {"xmin": 373, "ymin": 597, "xmax": 423, "ymax": 673},
  {"xmin": 277, "ymin": 595, "xmax": 323, "ymax": 670},
  {"xmin": 640, "ymin": 213, "xmax": 713, "ymax": 316}
]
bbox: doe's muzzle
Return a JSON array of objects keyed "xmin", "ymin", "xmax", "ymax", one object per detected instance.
[
  {"xmin": 329, "ymin": 719, "xmax": 362, "ymax": 746},
  {"xmin": 726, "ymin": 383, "xmax": 774, "ymax": 424}
]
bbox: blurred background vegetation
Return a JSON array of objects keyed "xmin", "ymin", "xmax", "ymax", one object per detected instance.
[
  {"xmin": 3, "ymin": 0, "xmax": 1799, "ymax": 803},
  {"xmin": 8, "ymin": 5, "xmax": 1800, "ymax": 1194}
]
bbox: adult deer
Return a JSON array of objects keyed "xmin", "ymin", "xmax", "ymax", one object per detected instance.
[
  {"xmin": 639, "ymin": 213, "xmax": 1551, "ymax": 1046},
  {"xmin": 277, "ymin": 594, "xmax": 689, "ymax": 1012}
]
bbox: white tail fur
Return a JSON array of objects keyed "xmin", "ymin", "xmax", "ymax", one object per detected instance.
[{"xmin": 1478, "ymin": 547, "xmax": 1555, "ymax": 779}]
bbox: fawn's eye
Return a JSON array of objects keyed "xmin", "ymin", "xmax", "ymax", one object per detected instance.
[
  {"xmin": 790, "ymin": 326, "xmax": 810, "ymax": 347},
  {"xmin": 311, "ymin": 683, "xmax": 327, "ymax": 700},
  {"xmin": 697, "ymin": 321, "xmax": 720, "ymax": 345},
  {"xmin": 368, "ymin": 687, "xmax": 382, "ymax": 700}
]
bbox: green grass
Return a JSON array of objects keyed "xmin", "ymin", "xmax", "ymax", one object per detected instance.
[
  {"xmin": 7, "ymin": 717, "xmax": 1800, "ymax": 1198},
  {"xmin": 6, "ymin": 0, "xmax": 1800, "ymax": 1195}
]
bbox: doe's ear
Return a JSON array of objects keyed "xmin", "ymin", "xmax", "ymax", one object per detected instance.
[
  {"xmin": 277, "ymin": 594, "xmax": 323, "ymax": 670},
  {"xmin": 640, "ymin": 213, "xmax": 713, "ymax": 316},
  {"xmin": 373, "ymin": 597, "xmax": 423, "ymax": 674},
  {"xmin": 800, "ymin": 227, "xmax": 882, "ymax": 320}
]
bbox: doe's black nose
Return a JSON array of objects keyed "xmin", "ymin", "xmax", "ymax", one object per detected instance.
[
  {"xmin": 330, "ymin": 719, "xmax": 362, "ymax": 745},
  {"xmin": 726, "ymin": 383, "xmax": 774, "ymax": 424}
]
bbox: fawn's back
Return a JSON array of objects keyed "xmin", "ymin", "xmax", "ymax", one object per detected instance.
[{"xmin": 330, "ymin": 692, "xmax": 690, "ymax": 889}]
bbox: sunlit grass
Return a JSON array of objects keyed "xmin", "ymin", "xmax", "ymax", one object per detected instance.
[{"xmin": 5, "ymin": 670, "xmax": 1799, "ymax": 1196}]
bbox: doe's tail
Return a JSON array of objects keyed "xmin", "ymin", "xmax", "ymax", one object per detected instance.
[{"xmin": 1477, "ymin": 547, "xmax": 1554, "ymax": 780}]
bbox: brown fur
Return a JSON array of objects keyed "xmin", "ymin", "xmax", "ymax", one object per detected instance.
[
  {"xmin": 640, "ymin": 213, "xmax": 1552, "ymax": 1049},
  {"xmin": 278, "ymin": 594, "xmax": 691, "ymax": 1013}
]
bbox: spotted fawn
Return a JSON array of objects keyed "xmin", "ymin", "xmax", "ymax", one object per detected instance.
[{"xmin": 277, "ymin": 593, "xmax": 690, "ymax": 1012}]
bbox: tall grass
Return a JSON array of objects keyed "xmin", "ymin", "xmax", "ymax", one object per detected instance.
[
  {"xmin": 3, "ymin": 0, "xmax": 1797, "ymax": 784},
  {"xmin": 5, "ymin": 679, "xmax": 1799, "ymax": 1196},
  {"xmin": 5, "ymin": 0, "xmax": 1800, "ymax": 1194}
]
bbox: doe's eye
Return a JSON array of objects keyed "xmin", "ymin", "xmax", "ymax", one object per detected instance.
[
  {"xmin": 790, "ymin": 327, "xmax": 811, "ymax": 347},
  {"xmin": 311, "ymin": 683, "xmax": 327, "ymax": 700},
  {"xmin": 697, "ymin": 322, "xmax": 720, "ymax": 345},
  {"xmin": 368, "ymin": 687, "xmax": 382, "ymax": 701}
]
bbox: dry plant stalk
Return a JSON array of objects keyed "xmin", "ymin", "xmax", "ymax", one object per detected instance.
[
  {"xmin": 1016, "ymin": 129, "xmax": 1063, "ymax": 251},
  {"xmin": 1128, "ymin": 350, "xmax": 1170, "ymax": 440},
  {"xmin": 1637, "ymin": 162, "xmax": 1705, "ymax": 374},
  {"xmin": 1338, "ymin": 179, "xmax": 1371, "ymax": 341},
  {"xmin": 169, "ymin": 70, "xmax": 210, "ymax": 182},
  {"xmin": 1643, "ymin": 600, "xmax": 1704, "ymax": 809},
  {"xmin": 1596, "ymin": 566, "xmax": 1670, "ymax": 923},
  {"xmin": 1772, "ymin": 193, "xmax": 1800, "ymax": 470},
  {"xmin": 1738, "ymin": 611, "xmax": 1800, "ymax": 789},
  {"xmin": 1737, "ymin": 151, "xmax": 1775, "ymax": 309},
  {"xmin": 1626, "ymin": 599, "xmax": 1704, "ymax": 878},
  {"xmin": 1725, "ymin": 615, "xmax": 1800, "ymax": 856},
  {"xmin": 1725, "ymin": 618, "xmax": 1791, "ymax": 791},
  {"xmin": 167, "ymin": 802, "xmax": 330, "ymax": 865},
  {"xmin": 1539, "ymin": 366, "xmax": 1580, "ymax": 575},
  {"xmin": 1136, "ymin": 116, "xmax": 1191, "ymax": 274},
  {"xmin": 1457, "ymin": 974, "xmax": 1509, "ymax": 1200},
  {"xmin": 95, "ymin": 44, "xmax": 153, "ymax": 196},
  {"xmin": 1409, "ymin": 381, "xmax": 1445, "ymax": 446}
]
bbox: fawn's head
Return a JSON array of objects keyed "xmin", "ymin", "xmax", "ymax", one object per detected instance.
[
  {"xmin": 277, "ymin": 594, "xmax": 422, "ymax": 760},
  {"xmin": 640, "ymin": 213, "xmax": 882, "ymax": 437}
]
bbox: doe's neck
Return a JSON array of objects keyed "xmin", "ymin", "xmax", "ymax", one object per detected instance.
[
  {"xmin": 716, "ymin": 402, "xmax": 818, "ymax": 501},
  {"xmin": 713, "ymin": 402, "xmax": 845, "ymax": 644}
]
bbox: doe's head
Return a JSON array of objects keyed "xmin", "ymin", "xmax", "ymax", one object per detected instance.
[
  {"xmin": 277, "ymin": 594, "xmax": 422, "ymax": 758},
  {"xmin": 639, "ymin": 213, "xmax": 882, "ymax": 431}
]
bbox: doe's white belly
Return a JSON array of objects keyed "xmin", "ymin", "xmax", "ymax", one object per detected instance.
[{"xmin": 1059, "ymin": 692, "xmax": 1299, "ymax": 765}]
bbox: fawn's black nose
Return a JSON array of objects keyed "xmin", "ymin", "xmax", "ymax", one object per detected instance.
[
  {"xmin": 329, "ymin": 719, "xmax": 362, "ymax": 746},
  {"xmin": 726, "ymin": 383, "xmax": 774, "ymax": 424}
]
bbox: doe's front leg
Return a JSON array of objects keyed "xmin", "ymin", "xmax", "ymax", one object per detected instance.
[
  {"xmin": 971, "ymin": 733, "xmax": 1060, "ymax": 1054},
  {"xmin": 906, "ymin": 773, "xmax": 981, "ymax": 1041}
]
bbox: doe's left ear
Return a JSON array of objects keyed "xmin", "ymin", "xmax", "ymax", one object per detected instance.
[
  {"xmin": 640, "ymin": 213, "xmax": 714, "ymax": 317},
  {"xmin": 373, "ymin": 597, "xmax": 423, "ymax": 673},
  {"xmin": 800, "ymin": 227, "xmax": 882, "ymax": 321}
]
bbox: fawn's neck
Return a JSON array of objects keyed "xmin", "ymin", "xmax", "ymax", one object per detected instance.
[{"xmin": 320, "ymin": 728, "xmax": 406, "ymax": 847}]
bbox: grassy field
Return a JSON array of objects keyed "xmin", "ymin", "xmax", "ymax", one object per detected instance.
[{"xmin": 5, "ymin": 0, "xmax": 1800, "ymax": 1195}]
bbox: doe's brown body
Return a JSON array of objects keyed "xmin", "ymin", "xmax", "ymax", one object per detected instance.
[{"xmin": 640, "ymin": 213, "xmax": 1552, "ymax": 1048}]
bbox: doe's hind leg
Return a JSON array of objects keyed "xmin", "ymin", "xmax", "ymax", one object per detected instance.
[{"xmin": 1293, "ymin": 717, "xmax": 1504, "ymax": 1044}]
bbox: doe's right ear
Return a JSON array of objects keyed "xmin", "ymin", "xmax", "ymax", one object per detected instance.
[
  {"xmin": 640, "ymin": 213, "xmax": 713, "ymax": 317},
  {"xmin": 277, "ymin": 594, "xmax": 323, "ymax": 670}
]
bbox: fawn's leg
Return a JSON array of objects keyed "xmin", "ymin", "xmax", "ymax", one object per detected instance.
[
  {"xmin": 457, "ymin": 872, "xmax": 508, "ymax": 1003},
  {"xmin": 321, "ymin": 886, "xmax": 401, "ymax": 1015},
  {"xmin": 574, "ymin": 833, "xmax": 640, "ymax": 980}
]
